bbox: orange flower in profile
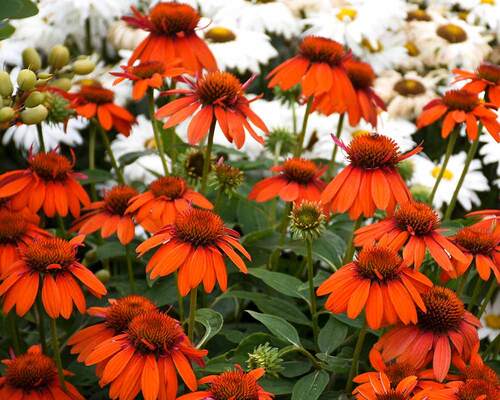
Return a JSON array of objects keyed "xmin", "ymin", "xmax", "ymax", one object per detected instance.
[
  {"xmin": 70, "ymin": 83, "xmax": 135, "ymax": 135},
  {"xmin": 317, "ymin": 244, "xmax": 432, "ymax": 329},
  {"xmin": 416, "ymin": 89, "xmax": 500, "ymax": 142},
  {"xmin": 84, "ymin": 310, "xmax": 207, "ymax": 400},
  {"xmin": 71, "ymin": 185, "xmax": 138, "ymax": 245},
  {"xmin": 156, "ymin": 71, "xmax": 268, "ymax": 149},
  {"xmin": 315, "ymin": 59, "xmax": 385, "ymax": 127},
  {"xmin": 111, "ymin": 61, "xmax": 186, "ymax": 100},
  {"xmin": 177, "ymin": 366, "xmax": 273, "ymax": 400},
  {"xmin": 123, "ymin": 2, "xmax": 216, "ymax": 72},
  {"xmin": 453, "ymin": 62, "xmax": 500, "ymax": 107},
  {"xmin": 126, "ymin": 176, "xmax": 212, "ymax": 233},
  {"xmin": 137, "ymin": 208, "xmax": 250, "ymax": 296},
  {"xmin": 466, "ymin": 209, "xmax": 500, "ymax": 232},
  {"xmin": 68, "ymin": 295, "xmax": 157, "ymax": 362},
  {"xmin": 0, "ymin": 150, "xmax": 90, "ymax": 218},
  {"xmin": 354, "ymin": 201, "xmax": 468, "ymax": 273},
  {"xmin": 248, "ymin": 158, "xmax": 326, "ymax": 203},
  {"xmin": 267, "ymin": 36, "xmax": 356, "ymax": 111},
  {"xmin": 374, "ymin": 287, "xmax": 480, "ymax": 382},
  {"xmin": 0, "ymin": 345, "xmax": 84, "ymax": 400},
  {"xmin": 0, "ymin": 235, "xmax": 107, "ymax": 318},
  {"xmin": 320, "ymin": 134, "xmax": 422, "ymax": 219}
]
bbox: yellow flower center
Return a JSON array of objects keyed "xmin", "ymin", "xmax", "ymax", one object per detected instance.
[
  {"xmin": 361, "ymin": 38, "xmax": 383, "ymax": 53},
  {"xmin": 484, "ymin": 314, "xmax": 500, "ymax": 329},
  {"xmin": 352, "ymin": 129, "xmax": 370, "ymax": 138},
  {"xmin": 404, "ymin": 41, "xmax": 420, "ymax": 57},
  {"xmin": 432, "ymin": 167, "xmax": 453, "ymax": 180},
  {"xmin": 481, "ymin": 0, "xmax": 495, "ymax": 4},
  {"xmin": 144, "ymin": 137, "xmax": 157, "ymax": 150},
  {"xmin": 336, "ymin": 8, "xmax": 357, "ymax": 21},
  {"xmin": 436, "ymin": 23, "xmax": 468, "ymax": 43},
  {"xmin": 205, "ymin": 27, "xmax": 236, "ymax": 43}
]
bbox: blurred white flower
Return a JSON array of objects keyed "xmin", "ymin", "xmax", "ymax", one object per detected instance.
[
  {"xmin": 282, "ymin": 0, "xmax": 331, "ymax": 16},
  {"xmin": 479, "ymin": 293, "xmax": 500, "ymax": 343},
  {"xmin": 479, "ymin": 131, "xmax": 500, "ymax": 188},
  {"xmin": 467, "ymin": 0, "xmax": 500, "ymax": 41},
  {"xmin": 107, "ymin": 20, "xmax": 148, "ymax": 51}
]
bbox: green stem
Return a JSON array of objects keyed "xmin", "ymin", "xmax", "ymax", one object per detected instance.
[
  {"xmin": 50, "ymin": 318, "xmax": 67, "ymax": 391},
  {"xmin": 188, "ymin": 288, "xmax": 198, "ymax": 341},
  {"xmin": 444, "ymin": 136, "xmax": 480, "ymax": 220},
  {"xmin": 35, "ymin": 297, "xmax": 47, "ymax": 353},
  {"xmin": 7, "ymin": 312, "xmax": 21, "ymax": 354},
  {"xmin": 176, "ymin": 273, "xmax": 184, "ymax": 323},
  {"xmin": 345, "ymin": 322, "xmax": 368, "ymax": 393},
  {"xmin": 330, "ymin": 113, "xmax": 345, "ymax": 168},
  {"xmin": 85, "ymin": 18, "xmax": 92, "ymax": 54},
  {"xmin": 125, "ymin": 245, "xmax": 136, "ymax": 292},
  {"xmin": 214, "ymin": 190, "xmax": 223, "ymax": 212},
  {"xmin": 148, "ymin": 89, "xmax": 169, "ymax": 175},
  {"xmin": 478, "ymin": 279, "xmax": 497, "ymax": 318},
  {"xmin": 88, "ymin": 124, "xmax": 97, "ymax": 200},
  {"xmin": 294, "ymin": 97, "xmax": 313, "ymax": 157},
  {"xmin": 36, "ymin": 123, "xmax": 46, "ymax": 152},
  {"xmin": 200, "ymin": 120, "xmax": 216, "ymax": 194},
  {"xmin": 343, "ymin": 218, "xmax": 362, "ymax": 264},
  {"xmin": 429, "ymin": 129, "xmax": 458, "ymax": 203},
  {"xmin": 98, "ymin": 125, "xmax": 125, "ymax": 184},
  {"xmin": 456, "ymin": 268, "xmax": 470, "ymax": 297},
  {"xmin": 468, "ymin": 274, "xmax": 483, "ymax": 312},
  {"xmin": 306, "ymin": 239, "xmax": 319, "ymax": 349},
  {"xmin": 278, "ymin": 345, "xmax": 322, "ymax": 370}
]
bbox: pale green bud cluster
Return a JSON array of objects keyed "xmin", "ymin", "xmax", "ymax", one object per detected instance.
[
  {"xmin": 246, "ymin": 343, "xmax": 283, "ymax": 378},
  {"xmin": 209, "ymin": 161, "xmax": 244, "ymax": 196},
  {"xmin": 265, "ymin": 127, "xmax": 297, "ymax": 157}
]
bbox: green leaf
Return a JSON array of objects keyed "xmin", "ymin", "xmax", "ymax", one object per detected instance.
[
  {"xmin": 318, "ymin": 316, "xmax": 348, "ymax": 354},
  {"xmin": 260, "ymin": 377, "xmax": 295, "ymax": 395},
  {"xmin": 0, "ymin": 22, "xmax": 15, "ymax": 40},
  {"xmin": 316, "ymin": 353, "xmax": 351, "ymax": 373},
  {"xmin": 81, "ymin": 169, "xmax": 114, "ymax": 185},
  {"xmin": 246, "ymin": 311, "xmax": 301, "ymax": 347},
  {"xmin": 291, "ymin": 370, "xmax": 329, "ymax": 400},
  {"xmin": 118, "ymin": 150, "xmax": 155, "ymax": 166},
  {"xmin": 95, "ymin": 242, "xmax": 125, "ymax": 261},
  {"xmin": 281, "ymin": 361, "xmax": 312, "ymax": 378},
  {"xmin": 195, "ymin": 308, "xmax": 223, "ymax": 348},
  {"xmin": 249, "ymin": 268, "xmax": 306, "ymax": 300},
  {"xmin": 236, "ymin": 198, "xmax": 270, "ymax": 233},
  {"xmin": 0, "ymin": 0, "xmax": 38, "ymax": 20}
]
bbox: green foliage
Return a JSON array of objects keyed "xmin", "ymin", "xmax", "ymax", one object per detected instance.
[{"xmin": 0, "ymin": 0, "xmax": 38, "ymax": 41}]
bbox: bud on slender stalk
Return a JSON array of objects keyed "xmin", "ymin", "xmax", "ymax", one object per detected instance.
[
  {"xmin": 17, "ymin": 69, "xmax": 37, "ymax": 91},
  {"xmin": 72, "ymin": 58, "xmax": 96, "ymax": 75},
  {"xmin": 290, "ymin": 200, "xmax": 326, "ymax": 240},
  {"xmin": 21, "ymin": 104, "xmax": 48, "ymax": 125},
  {"xmin": 51, "ymin": 78, "xmax": 72, "ymax": 91},
  {"xmin": 22, "ymin": 48, "xmax": 42, "ymax": 71},
  {"xmin": 0, "ymin": 71, "xmax": 14, "ymax": 97},
  {"xmin": 0, "ymin": 107, "xmax": 15, "ymax": 123},
  {"xmin": 48, "ymin": 45, "xmax": 70, "ymax": 69},
  {"xmin": 25, "ymin": 91, "xmax": 45, "ymax": 108}
]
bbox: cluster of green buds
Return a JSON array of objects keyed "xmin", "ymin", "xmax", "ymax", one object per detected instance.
[
  {"xmin": 289, "ymin": 200, "xmax": 327, "ymax": 241},
  {"xmin": 209, "ymin": 158, "xmax": 244, "ymax": 196},
  {"xmin": 265, "ymin": 127, "xmax": 297, "ymax": 158},
  {"xmin": 246, "ymin": 343, "xmax": 283, "ymax": 378}
]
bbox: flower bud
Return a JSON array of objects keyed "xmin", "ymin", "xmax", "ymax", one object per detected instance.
[
  {"xmin": 184, "ymin": 150, "xmax": 207, "ymax": 181},
  {"xmin": 51, "ymin": 77, "xmax": 72, "ymax": 91},
  {"xmin": 21, "ymin": 104, "xmax": 48, "ymax": 125},
  {"xmin": 17, "ymin": 69, "xmax": 37, "ymax": 91},
  {"xmin": 95, "ymin": 269, "xmax": 111, "ymax": 284},
  {"xmin": 48, "ymin": 45, "xmax": 70, "ymax": 69},
  {"xmin": 397, "ymin": 159, "xmax": 414, "ymax": 182},
  {"xmin": 0, "ymin": 71, "xmax": 14, "ymax": 97},
  {"xmin": 265, "ymin": 128, "xmax": 296, "ymax": 157},
  {"xmin": 247, "ymin": 343, "xmax": 283, "ymax": 378},
  {"xmin": 25, "ymin": 91, "xmax": 45, "ymax": 107},
  {"xmin": 290, "ymin": 200, "xmax": 326, "ymax": 240},
  {"xmin": 72, "ymin": 58, "xmax": 96, "ymax": 75},
  {"xmin": 210, "ymin": 159, "xmax": 244, "ymax": 196},
  {"xmin": 22, "ymin": 47, "xmax": 42, "ymax": 71},
  {"xmin": 0, "ymin": 107, "xmax": 15, "ymax": 123}
]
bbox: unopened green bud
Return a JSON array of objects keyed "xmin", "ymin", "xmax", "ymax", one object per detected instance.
[
  {"xmin": 21, "ymin": 104, "xmax": 48, "ymax": 124},
  {"xmin": 25, "ymin": 91, "xmax": 45, "ymax": 107},
  {"xmin": 0, "ymin": 71, "xmax": 14, "ymax": 97},
  {"xmin": 22, "ymin": 48, "xmax": 42, "ymax": 71},
  {"xmin": 51, "ymin": 78, "xmax": 72, "ymax": 91},
  {"xmin": 247, "ymin": 343, "xmax": 283, "ymax": 378},
  {"xmin": 398, "ymin": 159, "xmax": 415, "ymax": 182},
  {"xmin": 0, "ymin": 107, "xmax": 15, "ymax": 123},
  {"xmin": 290, "ymin": 200, "xmax": 326, "ymax": 240},
  {"xmin": 48, "ymin": 45, "xmax": 70, "ymax": 69},
  {"xmin": 95, "ymin": 269, "xmax": 111, "ymax": 284},
  {"xmin": 73, "ymin": 58, "xmax": 96, "ymax": 75},
  {"xmin": 17, "ymin": 69, "xmax": 37, "ymax": 91}
]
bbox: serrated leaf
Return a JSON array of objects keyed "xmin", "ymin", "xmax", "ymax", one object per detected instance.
[
  {"xmin": 195, "ymin": 308, "xmax": 223, "ymax": 348},
  {"xmin": 291, "ymin": 370, "xmax": 329, "ymax": 400},
  {"xmin": 318, "ymin": 316, "xmax": 348, "ymax": 354},
  {"xmin": 247, "ymin": 311, "xmax": 301, "ymax": 347},
  {"xmin": 248, "ymin": 268, "xmax": 305, "ymax": 299}
]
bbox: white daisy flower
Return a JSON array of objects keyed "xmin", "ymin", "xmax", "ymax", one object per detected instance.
[
  {"xmin": 107, "ymin": 20, "xmax": 148, "ymax": 51},
  {"xmin": 411, "ymin": 152, "xmax": 489, "ymax": 210},
  {"xmin": 479, "ymin": 131, "xmax": 500, "ymax": 188},
  {"xmin": 111, "ymin": 115, "xmax": 167, "ymax": 184},
  {"xmin": 467, "ymin": 0, "xmax": 500, "ymax": 41},
  {"xmin": 282, "ymin": 0, "xmax": 331, "ymax": 16},
  {"xmin": 479, "ymin": 293, "xmax": 500, "ymax": 343}
]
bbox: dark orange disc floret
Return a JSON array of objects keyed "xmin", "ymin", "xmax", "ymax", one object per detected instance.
[
  {"xmin": 129, "ymin": 61, "xmax": 165, "ymax": 79},
  {"xmin": 208, "ymin": 368, "xmax": 260, "ymax": 400},
  {"xmin": 149, "ymin": 2, "xmax": 200, "ymax": 35},
  {"xmin": 0, "ymin": 209, "xmax": 28, "ymax": 243},
  {"xmin": 299, "ymin": 36, "xmax": 346, "ymax": 66},
  {"xmin": 356, "ymin": 245, "xmax": 402, "ymax": 281},
  {"xmin": 174, "ymin": 208, "xmax": 224, "ymax": 247},
  {"xmin": 384, "ymin": 362, "xmax": 417, "ymax": 386},
  {"xmin": 4, "ymin": 352, "xmax": 57, "ymax": 391},
  {"xmin": 477, "ymin": 62, "xmax": 500, "ymax": 84},
  {"xmin": 196, "ymin": 71, "xmax": 242, "ymax": 106},
  {"xmin": 457, "ymin": 379, "xmax": 499, "ymax": 400},
  {"xmin": 442, "ymin": 89, "xmax": 479, "ymax": 112},
  {"xmin": 347, "ymin": 134, "xmax": 400, "ymax": 169},
  {"xmin": 374, "ymin": 390, "xmax": 406, "ymax": 400},
  {"xmin": 345, "ymin": 60, "xmax": 376, "ymax": 89},
  {"xmin": 455, "ymin": 226, "xmax": 496, "ymax": 255},
  {"xmin": 393, "ymin": 79, "xmax": 426, "ymax": 96},
  {"xmin": 23, "ymin": 237, "xmax": 75, "ymax": 272},
  {"xmin": 28, "ymin": 152, "xmax": 73, "ymax": 181},
  {"xmin": 462, "ymin": 363, "xmax": 499, "ymax": 384},
  {"xmin": 282, "ymin": 158, "xmax": 318, "ymax": 183},
  {"xmin": 105, "ymin": 295, "xmax": 157, "ymax": 333},
  {"xmin": 417, "ymin": 287, "xmax": 465, "ymax": 333},
  {"xmin": 395, "ymin": 202, "xmax": 439, "ymax": 236},
  {"xmin": 149, "ymin": 176, "xmax": 187, "ymax": 199},
  {"xmin": 104, "ymin": 185, "xmax": 138, "ymax": 216},
  {"xmin": 78, "ymin": 84, "xmax": 115, "ymax": 104}
]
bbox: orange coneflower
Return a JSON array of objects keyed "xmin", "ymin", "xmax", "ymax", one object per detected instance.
[
  {"xmin": 267, "ymin": 36, "xmax": 356, "ymax": 111},
  {"xmin": 315, "ymin": 59, "xmax": 385, "ymax": 127},
  {"xmin": 0, "ymin": 345, "xmax": 84, "ymax": 400},
  {"xmin": 248, "ymin": 158, "xmax": 326, "ymax": 203},
  {"xmin": 70, "ymin": 83, "xmax": 135, "ymax": 136},
  {"xmin": 0, "ymin": 235, "xmax": 107, "ymax": 318},
  {"xmin": 448, "ymin": 379, "xmax": 500, "ymax": 400},
  {"xmin": 83, "ymin": 310, "xmax": 207, "ymax": 400},
  {"xmin": 68, "ymin": 295, "xmax": 157, "ymax": 362},
  {"xmin": 111, "ymin": 60, "xmax": 186, "ymax": 100},
  {"xmin": 456, "ymin": 351, "xmax": 499, "ymax": 384},
  {"xmin": 126, "ymin": 176, "xmax": 212, "ymax": 233},
  {"xmin": 71, "ymin": 185, "xmax": 138, "ymax": 245},
  {"xmin": 156, "ymin": 71, "xmax": 268, "ymax": 149},
  {"xmin": 0, "ymin": 150, "xmax": 90, "ymax": 218},
  {"xmin": 123, "ymin": 2, "xmax": 216, "ymax": 72},
  {"xmin": 177, "ymin": 366, "xmax": 274, "ymax": 400},
  {"xmin": 453, "ymin": 62, "xmax": 500, "ymax": 107},
  {"xmin": 320, "ymin": 134, "xmax": 422, "ymax": 219},
  {"xmin": 317, "ymin": 244, "xmax": 432, "ymax": 329},
  {"xmin": 465, "ymin": 209, "xmax": 500, "ymax": 232},
  {"xmin": 416, "ymin": 89, "xmax": 500, "ymax": 142},
  {"xmin": 374, "ymin": 286, "xmax": 480, "ymax": 382},
  {"xmin": 354, "ymin": 201, "xmax": 468, "ymax": 273},
  {"xmin": 137, "ymin": 208, "xmax": 250, "ymax": 296}
]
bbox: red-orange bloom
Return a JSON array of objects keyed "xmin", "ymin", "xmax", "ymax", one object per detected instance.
[
  {"xmin": 0, "ymin": 150, "xmax": 90, "ymax": 218},
  {"xmin": 416, "ymin": 89, "xmax": 500, "ymax": 142},
  {"xmin": 126, "ymin": 176, "xmax": 212, "ymax": 233},
  {"xmin": 317, "ymin": 244, "xmax": 432, "ymax": 329},
  {"xmin": 137, "ymin": 208, "xmax": 250, "ymax": 296},
  {"xmin": 0, "ymin": 345, "xmax": 84, "ymax": 400},
  {"xmin": 70, "ymin": 83, "xmax": 136, "ymax": 135},
  {"xmin": 123, "ymin": 2, "xmax": 217, "ymax": 72},
  {"xmin": 111, "ymin": 61, "xmax": 186, "ymax": 100},
  {"xmin": 248, "ymin": 158, "xmax": 326, "ymax": 203},
  {"xmin": 466, "ymin": 209, "xmax": 500, "ymax": 233},
  {"xmin": 267, "ymin": 36, "xmax": 357, "ymax": 113},
  {"xmin": 0, "ymin": 235, "xmax": 107, "ymax": 318},
  {"xmin": 374, "ymin": 287, "xmax": 480, "ymax": 382},
  {"xmin": 355, "ymin": 201, "xmax": 468, "ymax": 273},
  {"xmin": 177, "ymin": 366, "xmax": 273, "ymax": 400},
  {"xmin": 156, "ymin": 71, "xmax": 268, "ymax": 148},
  {"xmin": 450, "ymin": 379, "xmax": 500, "ymax": 400},
  {"xmin": 72, "ymin": 185, "xmax": 138, "ymax": 245},
  {"xmin": 68, "ymin": 295, "xmax": 157, "ymax": 362},
  {"xmin": 83, "ymin": 310, "xmax": 207, "ymax": 400},
  {"xmin": 315, "ymin": 59, "xmax": 385, "ymax": 127},
  {"xmin": 321, "ymin": 134, "xmax": 422, "ymax": 219},
  {"xmin": 453, "ymin": 62, "xmax": 500, "ymax": 107}
]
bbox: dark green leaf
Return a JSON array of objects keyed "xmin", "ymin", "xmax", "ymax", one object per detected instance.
[
  {"xmin": 318, "ymin": 316, "xmax": 348, "ymax": 354},
  {"xmin": 248, "ymin": 268, "xmax": 306, "ymax": 299},
  {"xmin": 195, "ymin": 308, "xmax": 224, "ymax": 348},
  {"xmin": 0, "ymin": 22, "xmax": 15, "ymax": 40},
  {"xmin": 95, "ymin": 242, "xmax": 125, "ymax": 261},
  {"xmin": 281, "ymin": 361, "xmax": 312, "ymax": 378},
  {"xmin": 237, "ymin": 198, "xmax": 270, "ymax": 233},
  {"xmin": 260, "ymin": 377, "xmax": 295, "ymax": 395},
  {"xmin": 81, "ymin": 169, "xmax": 114, "ymax": 185},
  {"xmin": 0, "ymin": 0, "xmax": 38, "ymax": 20},
  {"xmin": 246, "ymin": 311, "xmax": 301, "ymax": 347},
  {"xmin": 291, "ymin": 370, "xmax": 329, "ymax": 400},
  {"xmin": 316, "ymin": 353, "xmax": 351, "ymax": 373},
  {"xmin": 118, "ymin": 150, "xmax": 155, "ymax": 166}
]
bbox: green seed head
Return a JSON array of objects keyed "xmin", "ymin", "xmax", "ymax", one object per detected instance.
[
  {"xmin": 22, "ymin": 48, "xmax": 42, "ymax": 71},
  {"xmin": 21, "ymin": 104, "xmax": 48, "ymax": 125},
  {"xmin": 48, "ymin": 45, "xmax": 70, "ymax": 70},
  {"xmin": 0, "ymin": 107, "xmax": 15, "ymax": 123},
  {"xmin": 0, "ymin": 71, "xmax": 14, "ymax": 97},
  {"xmin": 17, "ymin": 69, "xmax": 37, "ymax": 91},
  {"xmin": 25, "ymin": 91, "xmax": 45, "ymax": 108},
  {"xmin": 73, "ymin": 58, "xmax": 96, "ymax": 75}
]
